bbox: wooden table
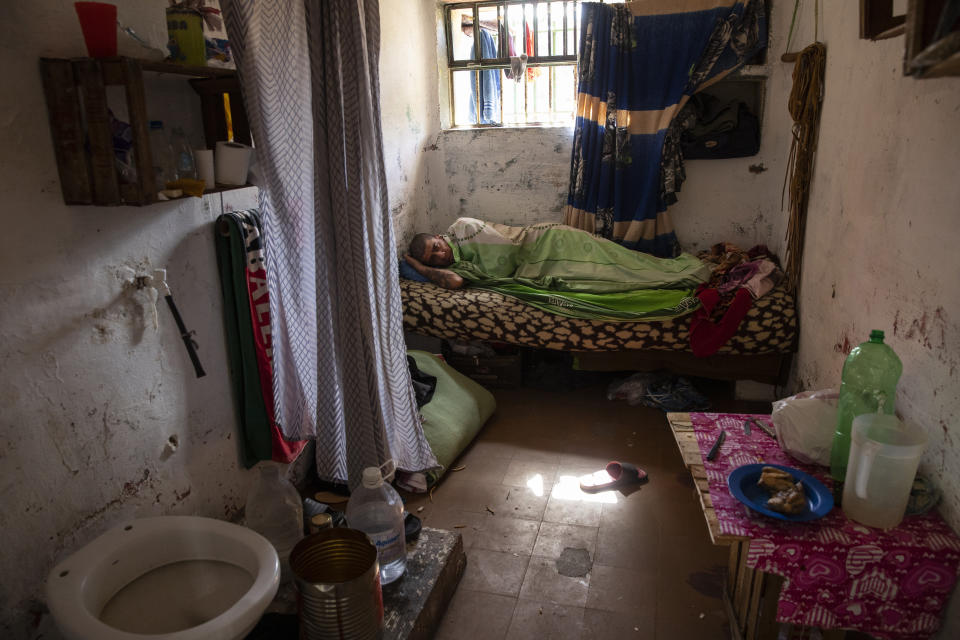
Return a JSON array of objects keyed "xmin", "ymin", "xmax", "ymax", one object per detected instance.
[{"xmin": 665, "ymin": 412, "xmax": 844, "ymax": 640}]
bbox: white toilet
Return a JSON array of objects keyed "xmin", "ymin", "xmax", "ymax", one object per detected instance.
[{"xmin": 46, "ymin": 515, "xmax": 280, "ymax": 640}]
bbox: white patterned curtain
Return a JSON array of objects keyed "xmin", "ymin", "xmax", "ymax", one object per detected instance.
[{"xmin": 222, "ymin": 0, "xmax": 437, "ymax": 486}]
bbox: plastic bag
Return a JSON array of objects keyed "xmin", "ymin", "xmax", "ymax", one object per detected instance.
[
  {"xmin": 771, "ymin": 389, "xmax": 839, "ymax": 466},
  {"xmin": 607, "ymin": 372, "xmax": 656, "ymax": 405},
  {"xmin": 607, "ymin": 372, "xmax": 709, "ymax": 412}
]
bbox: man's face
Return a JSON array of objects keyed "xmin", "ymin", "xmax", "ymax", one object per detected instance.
[{"xmin": 421, "ymin": 235, "xmax": 453, "ymax": 267}]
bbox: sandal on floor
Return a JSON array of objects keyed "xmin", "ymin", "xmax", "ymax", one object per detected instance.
[
  {"xmin": 579, "ymin": 461, "xmax": 648, "ymax": 493},
  {"xmin": 404, "ymin": 512, "xmax": 422, "ymax": 543}
]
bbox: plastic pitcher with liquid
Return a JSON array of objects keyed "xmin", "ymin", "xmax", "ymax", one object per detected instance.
[{"xmin": 842, "ymin": 414, "xmax": 927, "ymax": 529}]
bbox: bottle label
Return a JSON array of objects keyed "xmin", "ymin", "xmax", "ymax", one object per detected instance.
[{"xmin": 368, "ymin": 528, "xmax": 404, "ymax": 565}]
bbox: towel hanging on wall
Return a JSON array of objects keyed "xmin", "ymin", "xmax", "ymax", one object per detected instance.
[{"xmin": 215, "ymin": 209, "xmax": 306, "ymax": 468}]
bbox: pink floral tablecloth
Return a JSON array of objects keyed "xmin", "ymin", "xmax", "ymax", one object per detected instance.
[{"xmin": 691, "ymin": 412, "xmax": 960, "ymax": 639}]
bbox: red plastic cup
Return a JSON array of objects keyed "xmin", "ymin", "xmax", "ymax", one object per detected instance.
[{"xmin": 74, "ymin": 2, "xmax": 118, "ymax": 58}]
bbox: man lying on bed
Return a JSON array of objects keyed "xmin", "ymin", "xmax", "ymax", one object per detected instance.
[{"xmin": 401, "ymin": 217, "xmax": 710, "ymax": 321}]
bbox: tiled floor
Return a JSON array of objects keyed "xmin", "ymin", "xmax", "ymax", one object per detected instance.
[{"xmin": 400, "ymin": 381, "xmax": 768, "ymax": 639}]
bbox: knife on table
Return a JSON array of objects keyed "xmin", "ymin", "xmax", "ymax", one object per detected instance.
[
  {"xmin": 706, "ymin": 429, "xmax": 726, "ymax": 461},
  {"xmin": 747, "ymin": 418, "xmax": 777, "ymax": 439}
]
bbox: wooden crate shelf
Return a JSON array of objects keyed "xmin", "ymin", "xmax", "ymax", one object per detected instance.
[
  {"xmin": 39, "ymin": 56, "xmax": 249, "ymax": 207},
  {"xmin": 139, "ymin": 60, "xmax": 238, "ymax": 77}
]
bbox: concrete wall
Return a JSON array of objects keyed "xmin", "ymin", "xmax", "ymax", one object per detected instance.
[
  {"xmin": 0, "ymin": 2, "xmax": 265, "ymax": 637},
  {"xmin": 431, "ymin": 127, "xmax": 574, "ymax": 230},
  {"xmin": 379, "ymin": 0, "xmax": 445, "ymax": 248},
  {"xmin": 784, "ymin": 4, "xmax": 960, "ymax": 528},
  {"xmin": 778, "ymin": 3, "xmax": 960, "ymax": 633},
  {"xmin": 379, "ymin": 3, "xmax": 585, "ymax": 239}
]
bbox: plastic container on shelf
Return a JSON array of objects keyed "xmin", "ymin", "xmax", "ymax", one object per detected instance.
[
  {"xmin": 170, "ymin": 127, "xmax": 196, "ymax": 181},
  {"xmin": 829, "ymin": 330, "xmax": 903, "ymax": 482},
  {"xmin": 148, "ymin": 120, "xmax": 177, "ymax": 188},
  {"xmin": 345, "ymin": 463, "xmax": 406, "ymax": 585},
  {"xmin": 244, "ymin": 461, "xmax": 304, "ymax": 584}
]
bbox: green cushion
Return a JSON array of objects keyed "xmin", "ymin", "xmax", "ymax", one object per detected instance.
[{"xmin": 408, "ymin": 350, "xmax": 496, "ymax": 484}]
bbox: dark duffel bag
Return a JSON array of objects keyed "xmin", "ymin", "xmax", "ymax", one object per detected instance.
[{"xmin": 681, "ymin": 95, "xmax": 760, "ymax": 159}]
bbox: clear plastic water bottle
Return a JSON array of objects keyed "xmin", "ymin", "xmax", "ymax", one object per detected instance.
[
  {"xmin": 170, "ymin": 127, "xmax": 196, "ymax": 181},
  {"xmin": 244, "ymin": 462, "xmax": 304, "ymax": 584},
  {"xmin": 346, "ymin": 466, "xmax": 407, "ymax": 585},
  {"xmin": 148, "ymin": 120, "xmax": 177, "ymax": 188},
  {"xmin": 829, "ymin": 329, "xmax": 902, "ymax": 482}
]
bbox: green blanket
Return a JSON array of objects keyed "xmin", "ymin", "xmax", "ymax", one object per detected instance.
[
  {"xmin": 409, "ymin": 350, "xmax": 496, "ymax": 486},
  {"xmin": 443, "ymin": 218, "xmax": 709, "ymax": 321}
]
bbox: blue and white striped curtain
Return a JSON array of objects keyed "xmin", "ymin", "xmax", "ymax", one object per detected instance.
[
  {"xmin": 564, "ymin": 0, "xmax": 766, "ymax": 257},
  {"xmin": 222, "ymin": 0, "xmax": 437, "ymax": 486}
]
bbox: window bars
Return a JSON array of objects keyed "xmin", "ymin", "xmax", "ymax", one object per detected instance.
[{"xmin": 445, "ymin": 1, "xmax": 584, "ymax": 127}]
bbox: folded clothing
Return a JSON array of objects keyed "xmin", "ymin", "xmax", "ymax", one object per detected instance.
[{"xmin": 718, "ymin": 258, "xmax": 781, "ymax": 299}]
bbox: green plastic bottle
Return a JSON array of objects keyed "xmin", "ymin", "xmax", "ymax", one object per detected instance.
[{"xmin": 829, "ymin": 330, "xmax": 902, "ymax": 481}]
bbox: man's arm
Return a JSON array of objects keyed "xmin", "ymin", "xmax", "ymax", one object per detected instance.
[{"xmin": 403, "ymin": 255, "xmax": 464, "ymax": 290}]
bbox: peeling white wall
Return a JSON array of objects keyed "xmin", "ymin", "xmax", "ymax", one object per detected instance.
[
  {"xmin": 379, "ymin": 0, "xmax": 445, "ymax": 249},
  {"xmin": 0, "ymin": 2, "xmax": 265, "ymax": 637},
  {"xmin": 379, "ymin": 3, "xmax": 576, "ymax": 245},
  {"xmin": 776, "ymin": 3, "xmax": 960, "ymax": 634},
  {"xmin": 432, "ymin": 127, "xmax": 574, "ymax": 230},
  {"xmin": 783, "ymin": 5, "xmax": 960, "ymax": 525}
]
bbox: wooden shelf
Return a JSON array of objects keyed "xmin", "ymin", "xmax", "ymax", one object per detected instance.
[
  {"xmin": 54, "ymin": 57, "xmax": 238, "ymax": 78},
  {"xmin": 139, "ymin": 60, "xmax": 237, "ymax": 77},
  {"xmin": 39, "ymin": 56, "xmax": 248, "ymax": 207},
  {"xmin": 732, "ymin": 64, "xmax": 770, "ymax": 78},
  {"xmin": 161, "ymin": 183, "xmax": 254, "ymax": 203}
]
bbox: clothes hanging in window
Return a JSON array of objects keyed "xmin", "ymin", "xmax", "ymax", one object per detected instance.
[{"xmin": 469, "ymin": 27, "xmax": 501, "ymax": 125}]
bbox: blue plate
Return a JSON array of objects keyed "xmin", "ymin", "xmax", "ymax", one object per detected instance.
[{"xmin": 727, "ymin": 463, "xmax": 834, "ymax": 522}]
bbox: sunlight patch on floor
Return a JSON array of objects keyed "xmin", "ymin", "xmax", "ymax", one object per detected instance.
[{"xmin": 552, "ymin": 474, "xmax": 618, "ymax": 504}]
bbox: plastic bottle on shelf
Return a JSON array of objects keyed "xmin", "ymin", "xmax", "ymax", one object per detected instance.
[
  {"xmin": 829, "ymin": 329, "xmax": 903, "ymax": 482},
  {"xmin": 244, "ymin": 462, "xmax": 304, "ymax": 584},
  {"xmin": 346, "ymin": 465, "xmax": 407, "ymax": 585},
  {"xmin": 148, "ymin": 120, "xmax": 177, "ymax": 188},
  {"xmin": 169, "ymin": 127, "xmax": 196, "ymax": 181}
]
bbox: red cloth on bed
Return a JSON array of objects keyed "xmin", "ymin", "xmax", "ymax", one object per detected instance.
[{"xmin": 689, "ymin": 286, "xmax": 753, "ymax": 357}]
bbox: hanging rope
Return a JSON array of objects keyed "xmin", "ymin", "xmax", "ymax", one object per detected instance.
[
  {"xmin": 815, "ymin": 0, "xmax": 819, "ymax": 42},
  {"xmin": 782, "ymin": 0, "xmax": 800, "ymax": 59},
  {"xmin": 782, "ymin": 41, "xmax": 826, "ymax": 291}
]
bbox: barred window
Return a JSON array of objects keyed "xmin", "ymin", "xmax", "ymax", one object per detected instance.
[{"xmin": 444, "ymin": 1, "xmax": 621, "ymax": 127}]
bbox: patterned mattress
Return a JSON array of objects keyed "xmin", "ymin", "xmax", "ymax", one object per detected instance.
[{"xmin": 401, "ymin": 280, "xmax": 797, "ymax": 355}]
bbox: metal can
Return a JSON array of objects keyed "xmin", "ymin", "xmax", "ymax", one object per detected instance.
[
  {"xmin": 308, "ymin": 513, "xmax": 333, "ymax": 534},
  {"xmin": 290, "ymin": 527, "xmax": 383, "ymax": 640}
]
